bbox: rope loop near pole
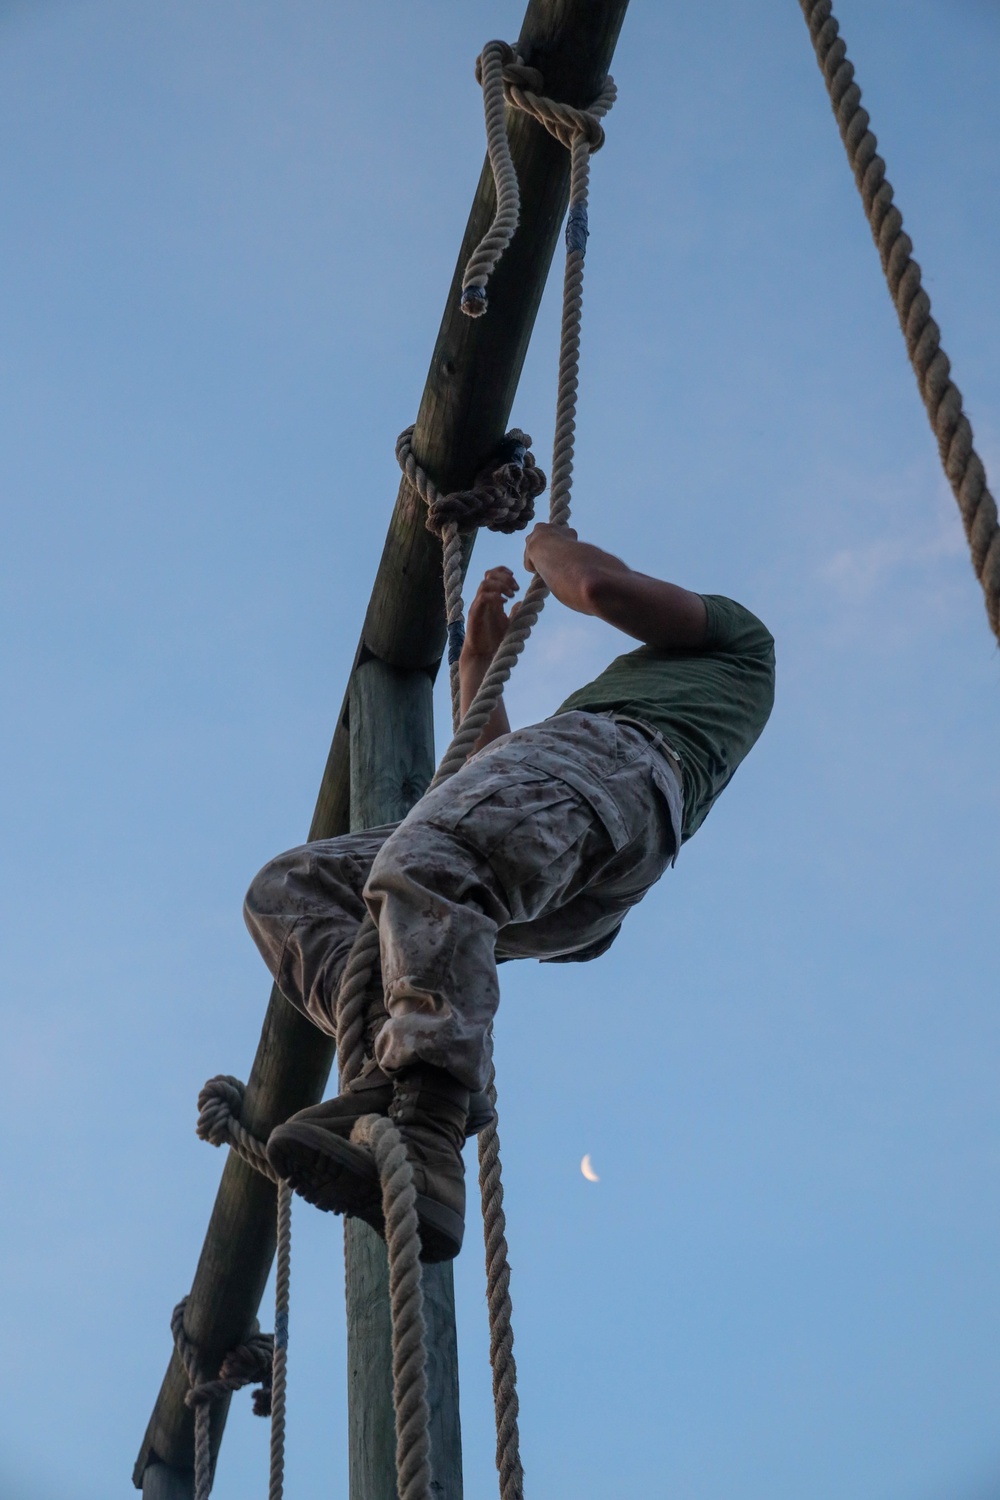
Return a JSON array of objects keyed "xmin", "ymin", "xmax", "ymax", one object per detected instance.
[
  {"xmin": 799, "ymin": 0, "xmax": 1000, "ymax": 645},
  {"xmin": 461, "ymin": 41, "xmax": 615, "ymax": 315},
  {"xmin": 170, "ymin": 1297, "xmax": 275, "ymax": 1500},
  {"xmin": 190, "ymin": 1077, "xmax": 292, "ymax": 1500},
  {"xmin": 396, "ymin": 425, "xmax": 547, "ymax": 538}
]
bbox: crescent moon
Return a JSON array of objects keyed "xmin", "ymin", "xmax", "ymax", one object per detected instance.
[{"xmin": 580, "ymin": 1154, "xmax": 600, "ymax": 1183}]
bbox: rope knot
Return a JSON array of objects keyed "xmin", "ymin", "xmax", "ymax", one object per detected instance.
[
  {"xmin": 196, "ymin": 1075, "xmax": 245, "ymax": 1148},
  {"xmin": 426, "ymin": 429, "xmax": 546, "ymax": 536},
  {"xmin": 395, "ymin": 426, "xmax": 547, "ymax": 538},
  {"xmin": 195, "ymin": 1073, "xmax": 278, "ymax": 1180},
  {"xmin": 171, "ymin": 1297, "xmax": 274, "ymax": 1420},
  {"xmin": 461, "ymin": 40, "xmax": 614, "ymax": 316}
]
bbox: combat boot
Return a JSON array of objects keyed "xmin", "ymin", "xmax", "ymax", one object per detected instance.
[
  {"xmin": 386, "ymin": 1064, "xmax": 469, "ymax": 1261},
  {"xmin": 267, "ymin": 1063, "xmax": 475, "ymax": 1262}
]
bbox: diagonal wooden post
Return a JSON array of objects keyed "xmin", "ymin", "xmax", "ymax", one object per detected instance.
[{"xmin": 134, "ymin": 3, "xmax": 629, "ymax": 1494}]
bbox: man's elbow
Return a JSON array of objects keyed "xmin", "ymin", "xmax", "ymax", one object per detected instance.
[{"xmin": 578, "ymin": 566, "xmax": 622, "ymax": 617}]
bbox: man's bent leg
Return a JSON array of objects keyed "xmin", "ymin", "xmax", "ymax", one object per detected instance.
[
  {"xmin": 364, "ymin": 820, "xmax": 511, "ymax": 1092},
  {"xmin": 244, "ymin": 824, "xmax": 397, "ymax": 1036}
]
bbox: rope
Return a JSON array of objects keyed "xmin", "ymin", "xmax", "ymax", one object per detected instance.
[
  {"xmin": 351, "ymin": 1114, "xmax": 432, "ymax": 1500},
  {"xmin": 477, "ymin": 1067, "xmax": 521, "ymax": 1500},
  {"xmin": 192, "ymin": 1076, "xmax": 291, "ymax": 1500},
  {"xmin": 171, "ymin": 1296, "xmax": 274, "ymax": 1500},
  {"xmin": 394, "ymin": 425, "xmax": 547, "ymax": 731},
  {"xmin": 196, "ymin": 1074, "xmax": 279, "ymax": 1182},
  {"xmin": 269, "ymin": 1179, "xmax": 292, "ymax": 1500},
  {"xmin": 800, "ymin": 0, "xmax": 1000, "ymax": 646}
]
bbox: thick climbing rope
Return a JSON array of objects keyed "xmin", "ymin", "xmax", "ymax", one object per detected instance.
[
  {"xmin": 189, "ymin": 1075, "xmax": 292, "ymax": 1500},
  {"xmin": 799, "ymin": 0, "xmax": 1000, "ymax": 646},
  {"xmin": 351, "ymin": 1113, "xmax": 433, "ymax": 1500},
  {"xmin": 333, "ymin": 41, "xmax": 615, "ymax": 1500}
]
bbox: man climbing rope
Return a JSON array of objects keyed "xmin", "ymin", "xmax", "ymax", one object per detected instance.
[{"xmin": 246, "ymin": 522, "xmax": 775, "ymax": 1262}]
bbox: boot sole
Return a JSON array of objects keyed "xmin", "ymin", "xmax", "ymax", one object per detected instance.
[{"xmin": 267, "ymin": 1121, "xmax": 464, "ymax": 1263}]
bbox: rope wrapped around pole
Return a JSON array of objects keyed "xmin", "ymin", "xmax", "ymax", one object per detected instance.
[
  {"xmin": 170, "ymin": 1297, "xmax": 275, "ymax": 1500},
  {"xmin": 192, "ymin": 1076, "xmax": 291, "ymax": 1500},
  {"xmin": 799, "ymin": 0, "xmax": 1000, "ymax": 646}
]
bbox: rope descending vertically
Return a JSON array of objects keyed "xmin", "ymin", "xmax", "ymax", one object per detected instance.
[
  {"xmin": 799, "ymin": 0, "xmax": 1000, "ymax": 646},
  {"xmin": 476, "ymin": 1066, "xmax": 521, "ymax": 1499},
  {"xmin": 193, "ymin": 1076, "xmax": 291, "ymax": 1500},
  {"xmin": 269, "ymin": 1179, "xmax": 292, "ymax": 1500},
  {"xmin": 351, "ymin": 1114, "xmax": 432, "ymax": 1500}
]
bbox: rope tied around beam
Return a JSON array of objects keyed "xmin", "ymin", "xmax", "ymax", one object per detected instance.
[
  {"xmin": 397, "ymin": 425, "xmax": 546, "ymax": 538},
  {"xmin": 461, "ymin": 38, "xmax": 615, "ymax": 317},
  {"xmin": 799, "ymin": 0, "xmax": 1000, "ymax": 645},
  {"xmin": 193, "ymin": 1075, "xmax": 292, "ymax": 1500},
  {"xmin": 395, "ymin": 424, "xmax": 547, "ymax": 722},
  {"xmin": 170, "ymin": 1297, "xmax": 274, "ymax": 1500}
]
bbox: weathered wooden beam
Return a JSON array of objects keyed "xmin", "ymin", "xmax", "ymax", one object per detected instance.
[{"xmin": 135, "ymin": 0, "xmax": 630, "ymax": 1490}]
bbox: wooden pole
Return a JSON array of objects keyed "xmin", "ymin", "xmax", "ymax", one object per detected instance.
[
  {"xmin": 134, "ymin": 1, "xmax": 630, "ymax": 1491},
  {"xmin": 346, "ymin": 658, "xmax": 462, "ymax": 1499}
]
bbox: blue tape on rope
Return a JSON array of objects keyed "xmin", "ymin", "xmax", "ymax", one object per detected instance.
[
  {"xmin": 447, "ymin": 619, "xmax": 466, "ymax": 665},
  {"xmin": 274, "ymin": 1309, "xmax": 289, "ymax": 1351},
  {"xmin": 565, "ymin": 203, "xmax": 589, "ymax": 255},
  {"xmin": 461, "ymin": 286, "xmax": 488, "ymax": 311}
]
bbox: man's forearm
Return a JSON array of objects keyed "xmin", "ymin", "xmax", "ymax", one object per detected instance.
[
  {"xmin": 459, "ymin": 652, "xmax": 511, "ymax": 751},
  {"xmin": 525, "ymin": 526, "xmax": 707, "ymax": 649}
]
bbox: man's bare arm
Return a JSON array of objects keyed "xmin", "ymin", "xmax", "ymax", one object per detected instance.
[{"xmin": 523, "ymin": 523, "xmax": 707, "ymax": 649}]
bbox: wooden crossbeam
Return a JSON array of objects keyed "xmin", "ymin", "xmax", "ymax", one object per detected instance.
[{"xmin": 134, "ymin": 2, "xmax": 630, "ymax": 1493}]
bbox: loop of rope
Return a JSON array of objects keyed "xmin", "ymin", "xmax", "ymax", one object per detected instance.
[
  {"xmin": 196, "ymin": 1074, "xmax": 279, "ymax": 1183},
  {"xmin": 171, "ymin": 1296, "xmax": 274, "ymax": 1500},
  {"xmin": 461, "ymin": 39, "xmax": 616, "ymax": 316},
  {"xmin": 189, "ymin": 1079, "xmax": 291, "ymax": 1500},
  {"xmin": 800, "ymin": 0, "xmax": 1000, "ymax": 645},
  {"xmin": 396, "ymin": 425, "xmax": 546, "ymax": 538},
  {"xmin": 351, "ymin": 1114, "xmax": 432, "ymax": 1500},
  {"xmin": 394, "ymin": 426, "xmax": 548, "ymax": 730}
]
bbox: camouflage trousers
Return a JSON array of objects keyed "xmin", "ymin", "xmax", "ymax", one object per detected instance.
[{"xmin": 244, "ymin": 711, "xmax": 683, "ymax": 1091}]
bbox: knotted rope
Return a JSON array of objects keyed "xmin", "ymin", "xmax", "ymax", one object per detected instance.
[
  {"xmin": 192, "ymin": 1076, "xmax": 292, "ymax": 1500},
  {"xmin": 333, "ymin": 43, "xmax": 614, "ymax": 1500},
  {"xmin": 171, "ymin": 1296, "xmax": 274, "ymax": 1500},
  {"xmin": 395, "ymin": 425, "xmax": 547, "ymax": 726},
  {"xmin": 800, "ymin": 0, "xmax": 1000, "ymax": 646}
]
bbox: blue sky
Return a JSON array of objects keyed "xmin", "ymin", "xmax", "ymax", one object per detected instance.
[{"xmin": 2, "ymin": 3, "xmax": 999, "ymax": 1498}]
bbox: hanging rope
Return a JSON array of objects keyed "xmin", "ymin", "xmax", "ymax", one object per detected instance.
[
  {"xmin": 351, "ymin": 1113, "xmax": 433, "ymax": 1500},
  {"xmin": 799, "ymin": 0, "xmax": 1000, "ymax": 646},
  {"xmin": 193, "ymin": 1076, "xmax": 292, "ymax": 1500},
  {"xmin": 330, "ymin": 42, "xmax": 615, "ymax": 1500}
]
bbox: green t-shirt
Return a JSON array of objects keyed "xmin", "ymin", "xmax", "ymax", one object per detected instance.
[{"xmin": 553, "ymin": 594, "xmax": 775, "ymax": 841}]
